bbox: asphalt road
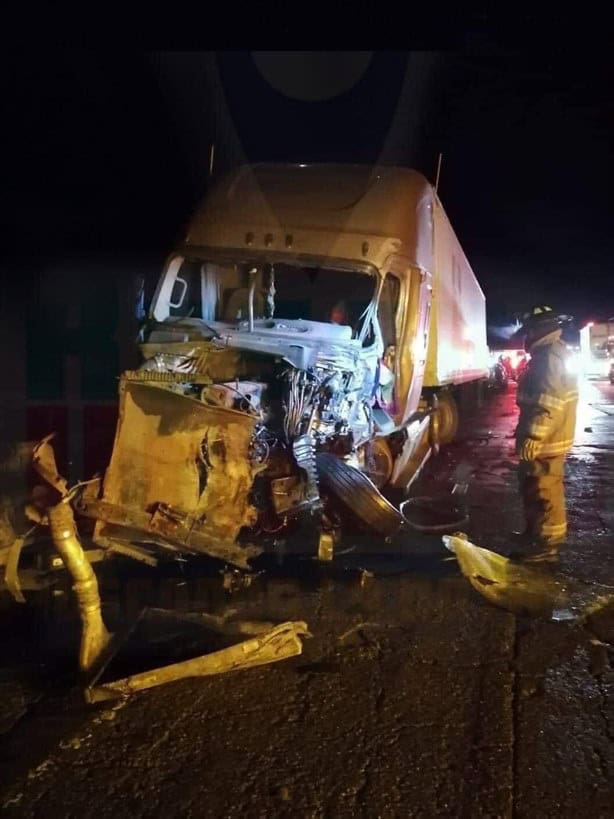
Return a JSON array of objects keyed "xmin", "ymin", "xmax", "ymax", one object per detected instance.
[{"xmin": 1, "ymin": 379, "xmax": 613, "ymax": 817}]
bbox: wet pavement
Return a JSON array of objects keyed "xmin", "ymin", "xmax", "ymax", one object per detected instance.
[{"xmin": 1, "ymin": 379, "xmax": 614, "ymax": 817}]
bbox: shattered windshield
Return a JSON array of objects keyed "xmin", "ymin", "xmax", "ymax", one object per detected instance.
[{"xmin": 153, "ymin": 257, "xmax": 378, "ymax": 333}]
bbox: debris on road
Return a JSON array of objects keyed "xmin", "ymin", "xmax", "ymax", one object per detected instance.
[
  {"xmin": 86, "ymin": 616, "xmax": 311, "ymax": 703},
  {"xmin": 443, "ymin": 534, "xmax": 614, "ymax": 620},
  {"xmin": 3, "ymin": 535, "xmax": 28, "ymax": 604}
]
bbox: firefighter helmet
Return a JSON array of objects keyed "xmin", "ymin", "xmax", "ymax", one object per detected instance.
[
  {"xmin": 521, "ymin": 305, "xmax": 571, "ymax": 330},
  {"xmin": 520, "ymin": 306, "xmax": 571, "ymax": 350}
]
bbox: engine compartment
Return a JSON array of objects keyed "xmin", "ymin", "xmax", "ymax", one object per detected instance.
[{"xmin": 138, "ymin": 327, "xmax": 385, "ymax": 534}]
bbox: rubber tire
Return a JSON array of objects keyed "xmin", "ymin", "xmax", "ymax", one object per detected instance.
[
  {"xmin": 316, "ymin": 453, "xmax": 404, "ymax": 537},
  {"xmin": 434, "ymin": 393, "xmax": 458, "ymax": 446}
]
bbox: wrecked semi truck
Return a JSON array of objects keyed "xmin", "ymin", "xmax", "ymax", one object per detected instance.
[{"xmin": 71, "ymin": 164, "xmax": 489, "ymax": 567}]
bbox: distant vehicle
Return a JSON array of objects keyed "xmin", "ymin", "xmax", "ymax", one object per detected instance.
[
  {"xmin": 492, "ymin": 348, "xmax": 528, "ymax": 382},
  {"xmin": 564, "ymin": 345, "xmax": 583, "ymax": 378},
  {"xmin": 499, "ymin": 354, "xmax": 514, "ymax": 380},
  {"xmin": 488, "ymin": 359, "xmax": 508, "ymax": 391},
  {"xmin": 580, "ymin": 320, "xmax": 614, "ymax": 379}
]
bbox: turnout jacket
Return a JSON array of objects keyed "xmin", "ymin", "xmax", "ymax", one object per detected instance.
[{"xmin": 515, "ymin": 332, "xmax": 579, "ymax": 457}]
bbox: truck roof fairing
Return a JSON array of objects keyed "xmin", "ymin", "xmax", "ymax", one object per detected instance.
[{"xmin": 185, "ymin": 163, "xmax": 435, "ymax": 273}]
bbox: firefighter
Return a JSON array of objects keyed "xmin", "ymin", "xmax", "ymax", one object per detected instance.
[{"xmin": 513, "ymin": 306, "xmax": 578, "ymax": 561}]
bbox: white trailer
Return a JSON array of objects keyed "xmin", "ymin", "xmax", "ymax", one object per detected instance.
[{"xmin": 424, "ymin": 198, "xmax": 490, "ymax": 389}]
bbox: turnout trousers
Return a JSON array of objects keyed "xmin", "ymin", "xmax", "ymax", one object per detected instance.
[{"xmin": 517, "ymin": 455, "xmax": 567, "ymax": 543}]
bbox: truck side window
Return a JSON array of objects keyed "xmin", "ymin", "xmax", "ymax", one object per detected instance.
[
  {"xmin": 377, "ymin": 275, "xmax": 400, "ymax": 347},
  {"xmin": 169, "ymin": 260, "xmax": 203, "ymax": 318}
]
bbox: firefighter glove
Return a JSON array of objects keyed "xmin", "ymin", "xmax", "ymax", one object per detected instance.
[{"xmin": 518, "ymin": 437, "xmax": 540, "ymax": 462}]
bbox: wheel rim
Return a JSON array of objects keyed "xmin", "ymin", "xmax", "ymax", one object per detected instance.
[
  {"xmin": 361, "ymin": 441, "xmax": 393, "ymax": 489},
  {"xmin": 435, "ymin": 395, "xmax": 458, "ymax": 445}
]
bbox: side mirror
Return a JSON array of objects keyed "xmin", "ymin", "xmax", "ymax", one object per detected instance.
[{"xmin": 134, "ymin": 275, "xmax": 147, "ymax": 322}]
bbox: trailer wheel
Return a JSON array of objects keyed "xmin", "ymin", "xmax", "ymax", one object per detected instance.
[
  {"xmin": 316, "ymin": 453, "xmax": 404, "ymax": 538},
  {"xmin": 434, "ymin": 393, "xmax": 458, "ymax": 446}
]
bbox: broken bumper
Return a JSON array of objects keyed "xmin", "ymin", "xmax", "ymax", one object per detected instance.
[{"xmin": 78, "ymin": 377, "xmax": 264, "ymax": 568}]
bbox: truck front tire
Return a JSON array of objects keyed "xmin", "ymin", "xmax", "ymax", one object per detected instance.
[{"xmin": 316, "ymin": 453, "xmax": 405, "ymax": 537}]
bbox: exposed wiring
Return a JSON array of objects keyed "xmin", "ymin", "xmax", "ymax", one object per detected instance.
[{"xmin": 283, "ymin": 369, "xmax": 319, "ymax": 441}]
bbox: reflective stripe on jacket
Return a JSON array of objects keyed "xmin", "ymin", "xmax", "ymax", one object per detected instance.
[{"xmin": 515, "ymin": 333, "xmax": 578, "ymax": 457}]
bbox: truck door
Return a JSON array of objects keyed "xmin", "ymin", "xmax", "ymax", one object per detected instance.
[
  {"xmin": 385, "ymin": 257, "xmax": 432, "ymax": 426},
  {"xmin": 396, "ymin": 266, "xmax": 432, "ymax": 426}
]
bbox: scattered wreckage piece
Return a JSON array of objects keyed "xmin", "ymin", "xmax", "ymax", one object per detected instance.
[
  {"xmin": 3, "ymin": 535, "xmax": 30, "ymax": 603},
  {"xmin": 32, "ymin": 434, "xmax": 69, "ymax": 497},
  {"xmin": 85, "ymin": 614, "xmax": 310, "ymax": 703},
  {"xmin": 443, "ymin": 534, "xmax": 613, "ymax": 621},
  {"xmin": 29, "ymin": 438, "xmax": 112, "ymax": 674},
  {"xmin": 0, "ymin": 439, "xmax": 58, "ymax": 603},
  {"xmin": 48, "ymin": 500, "xmax": 112, "ymax": 673},
  {"xmin": 443, "ymin": 533, "xmax": 570, "ymax": 618}
]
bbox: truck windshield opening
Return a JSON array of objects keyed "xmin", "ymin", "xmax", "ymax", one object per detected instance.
[{"xmin": 158, "ymin": 257, "xmax": 378, "ymax": 331}]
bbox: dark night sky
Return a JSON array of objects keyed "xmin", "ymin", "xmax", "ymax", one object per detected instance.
[{"xmin": 4, "ymin": 50, "xmax": 613, "ymax": 329}]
